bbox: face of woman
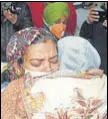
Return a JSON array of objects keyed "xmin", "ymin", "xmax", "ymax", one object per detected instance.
[{"xmin": 23, "ymin": 39, "xmax": 59, "ymax": 72}]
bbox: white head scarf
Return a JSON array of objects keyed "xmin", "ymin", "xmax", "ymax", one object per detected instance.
[{"xmin": 58, "ymin": 36, "xmax": 101, "ymax": 71}]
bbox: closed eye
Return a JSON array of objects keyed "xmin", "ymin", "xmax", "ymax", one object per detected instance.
[
  {"xmin": 49, "ymin": 56, "xmax": 58, "ymax": 64},
  {"xmin": 30, "ymin": 60, "xmax": 42, "ymax": 67}
]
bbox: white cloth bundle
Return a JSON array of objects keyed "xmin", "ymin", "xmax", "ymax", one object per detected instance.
[{"xmin": 24, "ymin": 70, "xmax": 107, "ymax": 119}]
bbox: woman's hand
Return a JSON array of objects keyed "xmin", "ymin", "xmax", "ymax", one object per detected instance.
[
  {"xmin": 3, "ymin": 9, "xmax": 17, "ymax": 24},
  {"xmin": 88, "ymin": 7, "xmax": 100, "ymax": 23},
  {"xmin": 72, "ymin": 69, "xmax": 104, "ymax": 79},
  {"xmin": 86, "ymin": 69, "xmax": 104, "ymax": 78}
]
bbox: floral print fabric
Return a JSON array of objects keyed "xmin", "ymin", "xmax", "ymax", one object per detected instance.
[
  {"xmin": 1, "ymin": 71, "xmax": 107, "ymax": 119},
  {"xmin": 23, "ymin": 72, "xmax": 107, "ymax": 119},
  {"xmin": 6, "ymin": 27, "xmax": 54, "ymax": 80}
]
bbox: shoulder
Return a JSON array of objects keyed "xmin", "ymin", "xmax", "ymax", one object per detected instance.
[
  {"xmin": 1, "ymin": 78, "xmax": 24, "ymax": 96},
  {"xmin": 1, "ymin": 78, "xmax": 24, "ymax": 119}
]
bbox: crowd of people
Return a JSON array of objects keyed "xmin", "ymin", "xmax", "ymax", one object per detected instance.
[{"xmin": 1, "ymin": 2, "xmax": 107, "ymax": 119}]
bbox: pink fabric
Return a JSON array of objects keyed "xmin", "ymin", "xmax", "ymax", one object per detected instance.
[
  {"xmin": 28, "ymin": 2, "xmax": 44, "ymax": 28},
  {"xmin": 66, "ymin": 2, "xmax": 77, "ymax": 35},
  {"xmin": 28, "ymin": 2, "xmax": 77, "ymax": 35}
]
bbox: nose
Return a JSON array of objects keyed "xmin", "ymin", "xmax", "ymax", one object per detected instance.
[{"xmin": 43, "ymin": 61, "xmax": 52, "ymax": 72}]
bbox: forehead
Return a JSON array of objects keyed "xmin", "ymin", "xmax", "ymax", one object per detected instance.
[{"xmin": 25, "ymin": 40, "xmax": 57, "ymax": 58}]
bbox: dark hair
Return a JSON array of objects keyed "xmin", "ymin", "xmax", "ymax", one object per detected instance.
[
  {"xmin": 1, "ymin": 70, "xmax": 11, "ymax": 84},
  {"xmin": 31, "ymin": 28, "xmax": 56, "ymax": 44},
  {"xmin": 31, "ymin": 28, "xmax": 58, "ymax": 53},
  {"xmin": 1, "ymin": 37, "xmax": 7, "ymax": 62},
  {"xmin": 19, "ymin": 28, "xmax": 57, "ymax": 65},
  {"xmin": 31, "ymin": 36, "xmax": 58, "ymax": 58}
]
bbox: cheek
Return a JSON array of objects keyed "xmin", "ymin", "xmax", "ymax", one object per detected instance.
[
  {"xmin": 50, "ymin": 61, "xmax": 60, "ymax": 70},
  {"xmin": 23, "ymin": 58, "xmax": 41, "ymax": 71},
  {"xmin": 52, "ymin": 63, "xmax": 59, "ymax": 69}
]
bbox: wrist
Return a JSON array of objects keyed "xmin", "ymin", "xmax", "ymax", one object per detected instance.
[
  {"xmin": 11, "ymin": 15, "xmax": 17, "ymax": 24},
  {"xmin": 86, "ymin": 16, "xmax": 94, "ymax": 24},
  {"xmin": 86, "ymin": 19, "xmax": 93, "ymax": 24}
]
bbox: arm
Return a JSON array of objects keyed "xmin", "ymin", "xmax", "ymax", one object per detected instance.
[
  {"xmin": 14, "ymin": 2, "xmax": 33, "ymax": 30},
  {"xmin": 79, "ymin": 7, "xmax": 100, "ymax": 40},
  {"xmin": 2, "ymin": 2, "xmax": 33, "ymax": 29},
  {"xmin": 79, "ymin": 21, "xmax": 93, "ymax": 40}
]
